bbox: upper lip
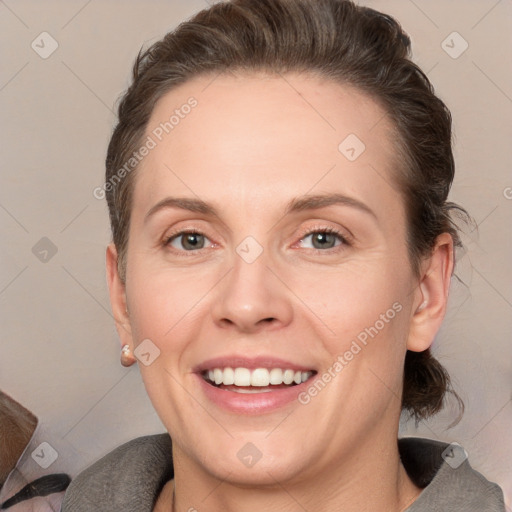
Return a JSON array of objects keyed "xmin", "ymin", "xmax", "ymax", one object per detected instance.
[{"xmin": 194, "ymin": 355, "xmax": 316, "ymax": 373}]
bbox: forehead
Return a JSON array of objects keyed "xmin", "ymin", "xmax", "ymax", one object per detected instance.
[{"xmin": 133, "ymin": 72, "xmax": 401, "ymax": 218}]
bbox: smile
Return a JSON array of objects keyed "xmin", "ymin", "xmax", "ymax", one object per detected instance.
[
  {"xmin": 195, "ymin": 356, "xmax": 318, "ymax": 412},
  {"xmin": 202, "ymin": 367, "xmax": 315, "ymax": 392}
]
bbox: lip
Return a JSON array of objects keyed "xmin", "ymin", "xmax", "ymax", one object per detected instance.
[
  {"xmin": 193, "ymin": 355, "xmax": 317, "ymax": 415},
  {"xmin": 196, "ymin": 373, "xmax": 313, "ymax": 414},
  {"xmin": 193, "ymin": 355, "xmax": 316, "ymax": 373}
]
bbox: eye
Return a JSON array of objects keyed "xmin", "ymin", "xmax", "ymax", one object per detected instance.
[
  {"xmin": 299, "ymin": 228, "xmax": 347, "ymax": 250},
  {"xmin": 165, "ymin": 231, "xmax": 213, "ymax": 251}
]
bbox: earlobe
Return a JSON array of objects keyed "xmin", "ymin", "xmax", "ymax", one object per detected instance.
[
  {"xmin": 106, "ymin": 243, "xmax": 133, "ymax": 347},
  {"xmin": 120, "ymin": 344, "xmax": 137, "ymax": 367},
  {"xmin": 407, "ymin": 233, "xmax": 454, "ymax": 352}
]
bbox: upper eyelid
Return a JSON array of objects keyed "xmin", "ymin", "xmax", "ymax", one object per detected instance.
[
  {"xmin": 164, "ymin": 231, "xmax": 215, "ymax": 256},
  {"xmin": 165, "ymin": 230, "xmax": 213, "ymax": 245},
  {"xmin": 295, "ymin": 228, "xmax": 350, "ymax": 250},
  {"xmin": 155, "ymin": 212, "xmax": 356, "ymax": 239},
  {"xmin": 297, "ymin": 224, "xmax": 350, "ymax": 240},
  {"xmin": 164, "ymin": 225, "xmax": 346, "ymax": 240}
]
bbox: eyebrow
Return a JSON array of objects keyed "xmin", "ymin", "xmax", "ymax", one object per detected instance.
[
  {"xmin": 285, "ymin": 193, "xmax": 377, "ymax": 219},
  {"xmin": 144, "ymin": 193, "xmax": 377, "ymax": 223},
  {"xmin": 145, "ymin": 197, "xmax": 218, "ymax": 223}
]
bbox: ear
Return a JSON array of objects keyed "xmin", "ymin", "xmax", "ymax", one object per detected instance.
[
  {"xmin": 407, "ymin": 233, "xmax": 454, "ymax": 352},
  {"xmin": 106, "ymin": 243, "xmax": 133, "ymax": 349}
]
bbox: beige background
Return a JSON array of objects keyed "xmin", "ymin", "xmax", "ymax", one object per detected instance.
[{"xmin": 1, "ymin": 0, "xmax": 511, "ymax": 507}]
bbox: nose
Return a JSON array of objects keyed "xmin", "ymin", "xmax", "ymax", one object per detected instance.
[{"xmin": 210, "ymin": 251, "xmax": 294, "ymax": 334}]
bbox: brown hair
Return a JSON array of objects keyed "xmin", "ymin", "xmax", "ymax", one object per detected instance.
[{"xmin": 105, "ymin": 0, "xmax": 466, "ymax": 423}]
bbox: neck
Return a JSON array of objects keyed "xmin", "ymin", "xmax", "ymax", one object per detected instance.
[{"xmin": 158, "ymin": 431, "xmax": 422, "ymax": 512}]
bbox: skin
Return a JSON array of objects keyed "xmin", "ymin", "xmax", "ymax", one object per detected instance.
[{"xmin": 106, "ymin": 73, "xmax": 453, "ymax": 512}]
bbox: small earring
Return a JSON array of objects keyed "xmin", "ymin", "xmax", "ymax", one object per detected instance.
[
  {"xmin": 416, "ymin": 300, "xmax": 428, "ymax": 313},
  {"xmin": 120, "ymin": 344, "xmax": 136, "ymax": 367}
]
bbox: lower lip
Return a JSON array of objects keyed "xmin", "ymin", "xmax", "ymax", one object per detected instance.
[{"xmin": 196, "ymin": 374, "xmax": 310, "ymax": 414}]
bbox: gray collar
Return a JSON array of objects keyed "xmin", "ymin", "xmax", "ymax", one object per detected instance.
[{"xmin": 62, "ymin": 435, "xmax": 504, "ymax": 512}]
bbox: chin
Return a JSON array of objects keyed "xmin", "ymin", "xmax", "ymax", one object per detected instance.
[{"xmin": 179, "ymin": 429, "xmax": 316, "ymax": 487}]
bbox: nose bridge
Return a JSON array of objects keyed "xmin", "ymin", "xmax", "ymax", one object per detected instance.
[{"xmin": 211, "ymin": 246, "xmax": 293, "ymax": 332}]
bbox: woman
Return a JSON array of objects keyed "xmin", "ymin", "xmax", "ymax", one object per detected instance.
[{"xmin": 62, "ymin": 0, "xmax": 506, "ymax": 510}]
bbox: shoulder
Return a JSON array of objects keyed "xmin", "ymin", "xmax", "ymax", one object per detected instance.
[
  {"xmin": 61, "ymin": 434, "xmax": 173, "ymax": 512},
  {"xmin": 400, "ymin": 437, "xmax": 505, "ymax": 511}
]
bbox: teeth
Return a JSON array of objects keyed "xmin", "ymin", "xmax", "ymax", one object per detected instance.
[
  {"xmin": 234, "ymin": 368, "xmax": 251, "ymax": 386},
  {"xmin": 223, "ymin": 367, "xmax": 235, "ymax": 385},
  {"xmin": 283, "ymin": 369, "xmax": 294, "ymax": 385},
  {"xmin": 251, "ymin": 368, "xmax": 270, "ymax": 386},
  {"xmin": 204, "ymin": 367, "xmax": 314, "ymax": 387},
  {"xmin": 232, "ymin": 387, "xmax": 273, "ymax": 394},
  {"xmin": 269, "ymin": 368, "xmax": 282, "ymax": 385}
]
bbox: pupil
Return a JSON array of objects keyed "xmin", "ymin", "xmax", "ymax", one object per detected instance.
[
  {"xmin": 313, "ymin": 232, "xmax": 334, "ymax": 249},
  {"xmin": 184, "ymin": 233, "xmax": 203, "ymax": 250}
]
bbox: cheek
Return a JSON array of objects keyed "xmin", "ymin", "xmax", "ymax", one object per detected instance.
[
  {"xmin": 126, "ymin": 256, "xmax": 213, "ymax": 343},
  {"xmin": 330, "ymin": 271, "xmax": 410, "ymax": 403},
  {"xmin": 289, "ymin": 256, "xmax": 409, "ymax": 349},
  {"xmin": 126, "ymin": 263, "xmax": 211, "ymax": 429},
  {"xmin": 288, "ymin": 258, "xmax": 412, "ymax": 409}
]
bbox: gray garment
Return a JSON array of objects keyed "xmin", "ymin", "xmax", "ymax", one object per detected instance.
[{"xmin": 61, "ymin": 435, "xmax": 505, "ymax": 511}]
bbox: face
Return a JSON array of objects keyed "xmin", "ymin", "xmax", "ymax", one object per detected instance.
[{"xmin": 111, "ymin": 73, "xmax": 431, "ymax": 486}]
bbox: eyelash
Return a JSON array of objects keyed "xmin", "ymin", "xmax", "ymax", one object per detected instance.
[
  {"xmin": 163, "ymin": 230, "xmax": 214, "ymax": 257},
  {"xmin": 163, "ymin": 226, "xmax": 351, "ymax": 255},
  {"xmin": 296, "ymin": 226, "xmax": 351, "ymax": 251}
]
